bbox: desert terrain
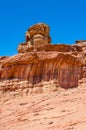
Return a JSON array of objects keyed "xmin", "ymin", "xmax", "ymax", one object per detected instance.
[{"xmin": 0, "ymin": 79, "xmax": 86, "ymax": 130}]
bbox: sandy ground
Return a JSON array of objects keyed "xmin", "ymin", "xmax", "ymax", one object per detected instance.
[{"xmin": 0, "ymin": 83, "xmax": 86, "ymax": 130}]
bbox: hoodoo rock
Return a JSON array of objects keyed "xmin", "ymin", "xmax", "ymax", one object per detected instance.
[
  {"xmin": 26, "ymin": 23, "xmax": 51, "ymax": 44},
  {"xmin": 17, "ymin": 23, "xmax": 51, "ymax": 53},
  {"xmin": 0, "ymin": 23, "xmax": 85, "ymax": 94}
]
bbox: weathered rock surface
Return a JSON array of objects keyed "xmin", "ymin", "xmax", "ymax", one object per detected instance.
[
  {"xmin": 72, "ymin": 41, "xmax": 86, "ymax": 78},
  {"xmin": 26, "ymin": 23, "xmax": 51, "ymax": 44},
  {"xmin": 0, "ymin": 52, "xmax": 82, "ymax": 92},
  {"xmin": 76, "ymin": 40, "xmax": 86, "ymax": 44},
  {"xmin": 0, "ymin": 23, "xmax": 86, "ymax": 130},
  {"xmin": 0, "ymin": 23, "xmax": 86, "ymax": 94},
  {"xmin": 18, "ymin": 23, "xmax": 51, "ymax": 53},
  {"xmin": 18, "ymin": 44, "xmax": 75, "ymax": 53},
  {"xmin": 0, "ymin": 80, "xmax": 86, "ymax": 130}
]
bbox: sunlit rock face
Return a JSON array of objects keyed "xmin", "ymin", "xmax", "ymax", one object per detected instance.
[
  {"xmin": 72, "ymin": 40, "xmax": 86, "ymax": 79},
  {"xmin": 75, "ymin": 40, "xmax": 86, "ymax": 44},
  {"xmin": 0, "ymin": 23, "xmax": 85, "ymax": 94},
  {"xmin": 0, "ymin": 52, "xmax": 82, "ymax": 92},
  {"xmin": 26, "ymin": 23, "xmax": 51, "ymax": 46},
  {"xmin": 17, "ymin": 23, "xmax": 51, "ymax": 53}
]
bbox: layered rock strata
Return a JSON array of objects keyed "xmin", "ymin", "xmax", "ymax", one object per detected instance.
[
  {"xmin": 0, "ymin": 52, "xmax": 82, "ymax": 93},
  {"xmin": 72, "ymin": 41, "xmax": 86, "ymax": 78},
  {"xmin": 18, "ymin": 23, "xmax": 51, "ymax": 53},
  {"xmin": 0, "ymin": 23, "xmax": 85, "ymax": 94},
  {"xmin": 76, "ymin": 40, "xmax": 86, "ymax": 44}
]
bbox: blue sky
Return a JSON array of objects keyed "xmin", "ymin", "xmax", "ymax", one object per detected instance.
[{"xmin": 0, "ymin": 0, "xmax": 86, "ymax": 56}]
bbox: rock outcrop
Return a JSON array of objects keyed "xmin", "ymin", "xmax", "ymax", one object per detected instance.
[
  {"xmin": 75, "ymin": 40, "xmax": 86, "ymax": 44},
  {"xmin": 18, "ymin": 23, "xmax": 51, "ymax": 53},
  {"xmin": 18, "ymin": 44, "xmax": 75, "ymax": 53},
  {"xmin": 0, "ymin": 52, "xmax": 82, "ymax": 93},
  {"xmin": 26, "ymin": 23, "xmax": 51, "ymax": 44},
  {"xmin": 72, "ymin": 41, "xmax": 86, "ymax": 78},
  {"xmin": 0, "ymin": 23, "xmax": 86, "ymax": 130},
  {"xmin": 0, "ymin": 23, "xmax": 85, "ymax": 94}
]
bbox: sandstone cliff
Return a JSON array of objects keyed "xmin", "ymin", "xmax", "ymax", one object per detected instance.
[
  {"xmin": 0, "ymin": 23, "xmax": 86, "ymax": 130},
  {"xmin": 0, "ymin": 23, "xmax": 86, "ymax": 94}
]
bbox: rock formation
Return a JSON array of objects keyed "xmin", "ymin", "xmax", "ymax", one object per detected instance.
[
  {"xmin": 17, "ymin": 23, "xmax": 51, "ymax": 53},
  {"xmin": 75, "ymin": 40, "xmax": 86, "ymax": 44},
  {"xmin": 26, "ymin": 23, "xmax": 51, "ymax": 44},
  {"xmin": 0, "ymin": 23, "xmax": 86, "ymax": 95},
  {"xmin": 0, "ymin": 23, "xmax": 86, "ymax": 130},
  {"xmin": 72, "ymin": 41, "xmax": 86, "ymax": 78}
]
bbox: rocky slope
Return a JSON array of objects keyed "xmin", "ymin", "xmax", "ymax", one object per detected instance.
[{"xmin": 0, "ymin": 79, "xmax": 86, "ymax": 130}]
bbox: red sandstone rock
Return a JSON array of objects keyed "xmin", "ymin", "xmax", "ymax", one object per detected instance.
[
  {"xmin": 18, "ymin": 44, "xmax": 75, "ymax": 53},
  {"xmin": 72, "ymin": 42, "xmax": 86, "ymax": 78},
  {"xmin": 0, "ymin": 23, "xmax": 86, "ymax": 130},
  {"xmin": 0, "ymin": 52, "xmax": 82, "ymax": 91},
  {"xmin": 26, "ymin": 23, "xmax": 51, "ymax": 43},
  {"xmin": 18, "ymin": 23, "xmax": 51, "ymax": 53},
  {"xmin": 0, "ymin": 23, "xmax": 86, "ymax": 93}
]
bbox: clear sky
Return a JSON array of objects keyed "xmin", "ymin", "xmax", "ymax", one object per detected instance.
[{"xmin": 0, "ymin": 0, "xmax": 86, "ymax": 56}]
